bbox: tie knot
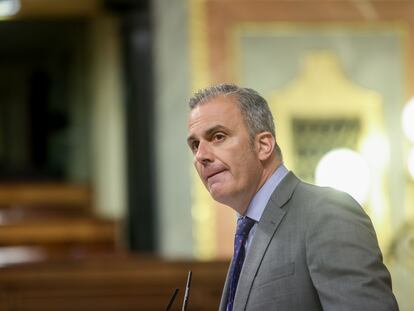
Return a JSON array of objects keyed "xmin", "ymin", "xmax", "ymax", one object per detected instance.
[{"xmin": 236, "ymin": 216, "xmax": 255, "ymax": 238}]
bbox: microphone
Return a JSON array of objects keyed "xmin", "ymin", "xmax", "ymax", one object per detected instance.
[
  {"xmin": 181, "ymin": 270, "xmax": 192, "ymax": 311},
  {"xmin": 165, "ymin": 288, "xmax": 179, "ymax": 311}
]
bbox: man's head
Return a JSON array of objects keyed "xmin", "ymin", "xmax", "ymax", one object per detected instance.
[
  {"xmin": 187, "ymin": 84, "xmax": 282, "ymax": 214},
  {"xmin": 189, "ymin": 84, "xmax": 282, "ymax": 156}
]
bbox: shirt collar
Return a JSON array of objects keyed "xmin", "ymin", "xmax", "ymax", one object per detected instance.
[{"xmin": 245, "ymin": 163, "xmax": 289, "ymax": 222}]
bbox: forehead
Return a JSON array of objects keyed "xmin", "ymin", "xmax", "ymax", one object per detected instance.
[{"xmin": 188, "ymin": 96, "xmax": 244, "ymax": 131}]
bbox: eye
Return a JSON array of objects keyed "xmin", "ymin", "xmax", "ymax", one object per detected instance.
[
  {"xmin": 213, "ymin": 132, "xmax": 226, "ymax": 142},
  {"xmin": 190, "ymin": 140, "xmax": 199, "ymax": 153}
]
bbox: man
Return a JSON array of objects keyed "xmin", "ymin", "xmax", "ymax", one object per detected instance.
[{"xmin": 187, "ymin": 84, "xmax": 398, "ymax": 311}]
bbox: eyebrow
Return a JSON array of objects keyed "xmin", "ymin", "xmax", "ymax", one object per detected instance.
[{"xmin": 187, "ymin": 125, "xmax": 229, "ymax": 145}]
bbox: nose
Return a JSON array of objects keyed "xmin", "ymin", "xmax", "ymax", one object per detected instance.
[{"xmin": 195, "ymin": 141, "xmax": 214, "ymax": 164}]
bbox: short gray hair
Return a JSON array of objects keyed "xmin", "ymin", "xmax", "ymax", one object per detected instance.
[{"xmin": 189, "ymin": 84, "xmax": 282, "ymax": 157}]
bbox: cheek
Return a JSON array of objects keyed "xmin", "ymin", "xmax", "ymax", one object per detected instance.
[{"xmin": 234, "ymin": 151, "xmax": 260, "ymax": 178}]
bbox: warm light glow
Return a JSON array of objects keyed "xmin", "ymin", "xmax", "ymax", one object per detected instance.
[
  {"xmin": 408, "ymin": 148, "xmax": 414, "ymax": 179},
  {"xmin": 315, "ymin": 148, "xmax": 370, "ymax": 204},
  {"xmin": 0, "ymin": 0, "xmax": 20, "ymax": 17},
  {"xmin": 402, "ymin": 98, "xmax": 414, "ymax": 143},
  {"xmin": 360, "ymin": 133, "xmax": 389, "ymax": 169}
]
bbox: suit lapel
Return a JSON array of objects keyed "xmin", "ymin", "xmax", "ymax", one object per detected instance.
[
  {"xmin": 219, "ymin": 265, "xmax": 231, "ymax": 311},
  {"xmin": 233, "ymin": 172, "xmax": 300, "ymax": 310}
]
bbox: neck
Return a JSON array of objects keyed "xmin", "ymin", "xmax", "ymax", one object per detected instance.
[
  {"xmin": 259, "ymin": 158, "xmax": 282, "ymax": 189},
  {"xmin": 232, "ymin": 157, "xmax": 283, "ymax": 215}
]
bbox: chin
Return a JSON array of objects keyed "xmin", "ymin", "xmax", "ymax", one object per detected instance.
[
  {"xmin": 210, "ymin": 190, "xmax": 224, "ymax": 202},
  {"xmin": 209, "ymin": 188, "xmax": 227, "ymax": 203},
  {"xmin": 209, "ymin": 189, "xmax": 234, "ymax": 206}
]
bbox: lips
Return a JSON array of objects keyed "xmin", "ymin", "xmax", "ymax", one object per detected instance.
[
  {"xmin": 203, "ymin": 167, "xmax": 227, "ymax": 182},
  {"xmin": 206, "ymin": 169, "xmax": 225, "ymax": 180}
]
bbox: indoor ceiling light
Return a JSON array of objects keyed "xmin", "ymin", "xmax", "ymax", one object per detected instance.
[
  {"xmin": 0, "ymin": 0, "xmax": 20, "ymax": 17},
  {"xmin": 315, "ymin": 148, "xmax": 371, "ymax": 204}
]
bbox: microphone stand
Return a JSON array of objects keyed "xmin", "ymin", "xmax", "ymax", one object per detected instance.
[{"xmin": 181, "ymin": 271, "xmax": 192, "ymax": 311}]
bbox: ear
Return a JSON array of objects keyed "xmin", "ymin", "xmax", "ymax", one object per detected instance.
[{"xmin": 255, "ymin": 132, "xmax": 275, "ymax": 161}]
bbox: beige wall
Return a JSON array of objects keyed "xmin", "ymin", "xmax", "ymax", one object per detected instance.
[
  {"xmin": 88, "ymin": 15, "xmax": 126, "ymax": 219},
  {"xmin": 154, "ymin": 0, "xmax": 194, "ymax": 258}
]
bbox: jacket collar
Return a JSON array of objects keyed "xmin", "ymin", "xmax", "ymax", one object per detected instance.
[{"xmin": 232, "ymin": 171, "xmax": 300, "ymax": 310}]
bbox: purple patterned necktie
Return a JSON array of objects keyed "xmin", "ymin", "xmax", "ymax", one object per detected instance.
[{"xmin": 226, "ymin": 216, "xmax": 256, "ymax": 311}]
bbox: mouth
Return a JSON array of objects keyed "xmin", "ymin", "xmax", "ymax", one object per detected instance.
[{"xmin": 205, "ymin": 169, "xmax": 226, "ymax": 181}]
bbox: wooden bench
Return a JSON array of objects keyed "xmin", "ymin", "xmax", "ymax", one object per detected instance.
[
  {"xmin": 0, "ymin": 183, "xmax": 92, "ymax": 218},
  {"xmin": 0, "ymin": 255, "xmax": 228, "ymax": 311},
  {"xmin": 0, "ymin": 183, "xmax": 117, "ymax": 262}
]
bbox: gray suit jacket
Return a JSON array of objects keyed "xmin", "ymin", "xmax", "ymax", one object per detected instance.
[{"xmin": 219, "ymin": 172, "xmax": 398, "ymax": 311}]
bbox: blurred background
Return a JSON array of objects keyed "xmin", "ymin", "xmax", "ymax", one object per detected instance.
[{"xmin": 0, "ymin": 0, "xmax": 413, "ymax": 310}]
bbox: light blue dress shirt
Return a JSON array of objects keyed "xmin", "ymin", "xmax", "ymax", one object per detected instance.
[{"xmin": 243, "ymin": 164, "xmax": 289, "ymax": 252}]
